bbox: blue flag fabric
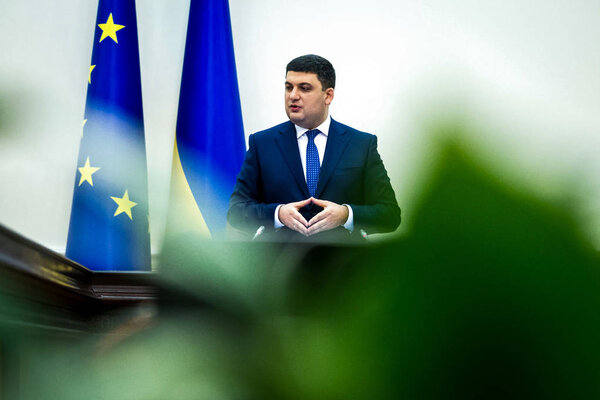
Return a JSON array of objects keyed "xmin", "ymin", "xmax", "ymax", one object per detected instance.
[
  {"xmin": 167, "ymin": 0, "xmax": 245, "ymax": 239},
  {"xmin": 66, "ymin": 0, "xmax": 151, "ymax": 271}
]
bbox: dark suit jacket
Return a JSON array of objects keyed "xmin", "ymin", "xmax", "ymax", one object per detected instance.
[{"xmin": 227, "ymin": 118, "xmax": 400, "ymax": 241}]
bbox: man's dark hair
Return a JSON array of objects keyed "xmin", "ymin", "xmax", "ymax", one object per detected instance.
[{"xmin": 286, "ymin": 54, "xmax": 336, "ymax": 90}]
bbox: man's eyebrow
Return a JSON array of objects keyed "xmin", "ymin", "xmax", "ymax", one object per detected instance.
[{"xmin": 284, "ymin": 81, "xmax": 313, "ymax": 86}]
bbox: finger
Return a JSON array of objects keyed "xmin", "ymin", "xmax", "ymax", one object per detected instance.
[
  {"xmin": 307, "ymin": 210, "xmax": 327, "ymax": 227},
  {"xmin": 307, "ymin": 218, "xmax": 331, "ymax": 236},
  {"xmin": 281, "ymin": 204, "xmax": 308, "ymax": 224},
  {"xmin": 282, "ymin": 208, "xmax": 306, "ymax": 226},
  {"xmin": 293, "ymin": 215, "xmax": 309, "ymax": 235},
  {"xmin": 294, "ymin": 198, "xmax": 312, "ymax": 208},
  {"xmin": 292, "ymin": 212, "xmax": 309, "ymax": 228},
  {"xmin": 291, "ymin": 220, "xmax": 309, "ymax": 235},
  {"xmin": 310, "ymin": 197, "xmax": 329, "ymax": 207},
  {"xmin": 282, "ymin": 214, "xmax": 307, "ymax": 234}
]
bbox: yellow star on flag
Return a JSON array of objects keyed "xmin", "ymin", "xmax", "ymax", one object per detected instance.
[
  {"xmin": 78, "ymin": 157, "xmax": 100, "ymax": 186},
  {"xmin": 82, "ymin": 119, "xmax": 87, "ymax": 137},
  {"xmin": 88, "ymin": 65, "xmax": 96, "ymax": 84},
  {"xmin": 98, "ymin": 13, "xmax": 125, "ymax": 43},
  {"xmin": 111, "ymin": 190, "xmax": 137, "ymax": 220}
]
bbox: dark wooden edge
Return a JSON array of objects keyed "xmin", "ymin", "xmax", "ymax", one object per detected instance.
[
  {"xmin": 0, "ymin": 223, "xmax": 157, "ymax": 304},
  {"xmin": 90, "ymin": 272, "xmax": 157, "ymax": 303}
]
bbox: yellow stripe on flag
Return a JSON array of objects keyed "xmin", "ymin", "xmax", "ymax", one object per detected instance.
[{"xmin": 165, "ymin": 138, "xmax": 211, "ymax": 239}]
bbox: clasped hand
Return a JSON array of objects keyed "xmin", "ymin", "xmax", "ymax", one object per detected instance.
[{"xmin": 278, "ymin": 197, "xmax": 349, "ymax": 236}]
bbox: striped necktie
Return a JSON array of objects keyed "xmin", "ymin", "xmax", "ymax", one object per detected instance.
[{"xmin": 305, "ymin": 129, "xmax": 320, "ymax": 197}]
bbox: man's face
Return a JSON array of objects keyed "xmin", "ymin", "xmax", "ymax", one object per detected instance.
[{"xmin": 284, "ymin": 71, "xmax": 334, "ymax": 129}]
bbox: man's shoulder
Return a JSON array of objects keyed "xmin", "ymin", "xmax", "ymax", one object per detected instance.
[
  {"xmin": 331, "ymin": 119, "xmax": 375, "ymax": 141},
  {"xmin": 252, "ymin": 121, "xmax": 294, "ymax": 139}
]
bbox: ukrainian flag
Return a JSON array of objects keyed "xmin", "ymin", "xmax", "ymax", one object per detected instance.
[
  {"xmin": 166, "ymin": 0, "xmax": 245, "ymax": 239},
  {"xmin": 66, "ymin": 0, "xmax": 151, "ymax": 271}
]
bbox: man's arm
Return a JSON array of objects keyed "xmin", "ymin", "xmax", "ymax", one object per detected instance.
[
  {"xmin": 227, "ymin": 134, "xmax": 279, "ymax": 234},
  {"xmin": 349, "ymin": 135, "xmax": 400, "ymax": 233}
]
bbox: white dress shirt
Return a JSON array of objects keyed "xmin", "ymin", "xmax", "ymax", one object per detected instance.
[{"xmin": 274, "ymin": 115, "xmax": 354, "ymax": 231}]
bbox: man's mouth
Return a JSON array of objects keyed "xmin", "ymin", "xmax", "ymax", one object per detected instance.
[{"xmin": 289, "ymin": 105, "xmax": 301, "ymax": 112}]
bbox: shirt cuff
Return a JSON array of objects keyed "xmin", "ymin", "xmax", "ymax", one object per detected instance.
[
  {"xmin": 342, "ymin": 204, "xmax": 354, "ymax": 232},
  {"xmin": 274, "ymin": 204, "xmax": 284, "ymax": 229}
]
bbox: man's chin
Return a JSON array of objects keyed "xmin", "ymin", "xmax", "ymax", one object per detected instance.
[{"xmin": 288, "ymin": 115, "xmax": 305, "ymax": 127}]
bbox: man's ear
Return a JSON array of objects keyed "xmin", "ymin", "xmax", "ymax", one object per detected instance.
[{"xmin": 324, "ymin": 88, "xmax": 334, "ymax": 105}]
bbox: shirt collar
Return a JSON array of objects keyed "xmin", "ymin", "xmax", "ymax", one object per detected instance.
[{"xmin": 295, "ymin": 114, "xmax": 331, "ymax": 139}]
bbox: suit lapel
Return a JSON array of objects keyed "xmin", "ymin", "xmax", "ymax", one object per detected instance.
[
  {"xmin": 315, "ymin": 119, "xmax": 351, "ymax": 198},
  {"xmin": 275, "ymin": 122, "xmax": 310, "ymax": 198}
]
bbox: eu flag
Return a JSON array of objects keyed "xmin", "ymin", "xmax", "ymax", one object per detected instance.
[
  {"xmin": 165, "ymin": 0, "xmax": 245, "ymax": 239},
  {"xmin": 66, "ymin": 0, "xmax": 151, "ymax": 271}
]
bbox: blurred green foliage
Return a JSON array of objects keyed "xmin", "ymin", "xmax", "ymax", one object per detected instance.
[
  {"xmin": 0, "ymin": 89, "xmax": 26, "ymax": 139},
  {"xmin": 3, "ymin": 139, "xmax": 600, "ymax": 399}
]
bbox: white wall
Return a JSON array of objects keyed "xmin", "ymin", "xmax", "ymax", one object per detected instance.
[{"xmin": 0, "ymin": 0, "xmax": 598, "ymax": 253}]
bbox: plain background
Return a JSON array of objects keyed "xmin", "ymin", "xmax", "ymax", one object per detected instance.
[{"xmin": 0, "ymin": 0, "xmax": 598, "ymax": 254}]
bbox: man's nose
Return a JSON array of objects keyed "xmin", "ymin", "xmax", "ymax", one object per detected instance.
[{"xmin": 289, "ymin": 87, "xmax": 300, "ymax": 99}]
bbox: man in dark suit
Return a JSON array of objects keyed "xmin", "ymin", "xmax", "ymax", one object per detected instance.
[{"xmin": 228, "ymin": 55, "xmax": 400, "ymax": 241}]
